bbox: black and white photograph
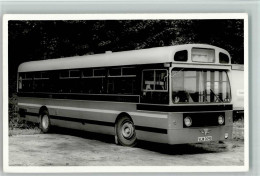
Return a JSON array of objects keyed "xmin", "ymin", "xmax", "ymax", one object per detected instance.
[{"xmin": 3, "ymin": 14, "xmax": 248, "ymax": 172}]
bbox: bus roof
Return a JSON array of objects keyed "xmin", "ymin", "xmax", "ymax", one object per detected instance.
[
  {"xmin": 18, "ymin": 44, "xmax": 229, "ymax": 72},
  {"xmin": 232, "ymin": 64, "xmax": 244, "ymax": 71}
]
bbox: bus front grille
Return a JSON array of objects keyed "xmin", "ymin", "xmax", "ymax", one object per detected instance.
[{"xmin": 183, "ymin": 112, "xmax": 225, "ymax": 128}]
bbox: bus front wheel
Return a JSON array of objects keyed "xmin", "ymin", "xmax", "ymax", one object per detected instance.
[
  {"xmin": 40, "ymin": 110, "xmax": 51, "ymax": 133},
  {"xmin": 116, "ymin": 116, "xmax": 137, "ymax": 147}
]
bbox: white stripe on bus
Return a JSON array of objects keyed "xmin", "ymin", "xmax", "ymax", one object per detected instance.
[
  {"xmin": 18, "ymin": 103, "xmax": 41, "ymax": 107},
  {"xmin": 18, "ymin": 103, "xmax": 168, "ymax": 119}
]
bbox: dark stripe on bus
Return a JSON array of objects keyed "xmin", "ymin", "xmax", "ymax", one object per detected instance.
[
  {"xmin": 50, "ymin": 115, "xmax": 114, "ymax": 127},
  {"xmin": 135, "ymin": 126, "xmax": 167, "ymax": 134},
  {"xmin": 24, "ymin": 112, "xmax": 114, "ymax": 127},
  {"xmin": 26, "ymin": 112, "xmax": 38, "ymax": 117},
  {"xmin": 18, "ymin": 92, "xmax": 140, "ymax": 103},
  {"xmin": 137, "ymin": 104, "xmax": 233, "ymax": 112},
  {"xmin": 24, "ymin": 112, "xmax": 167, "ymax": 134}
]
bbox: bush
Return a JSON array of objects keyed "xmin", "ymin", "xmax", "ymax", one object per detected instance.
[
  {"xmin": 9, "ymin": 94, "xmax": 19, "ymax": 129},
  {"xmin": 232, "ymin": 119, "xmax": 244, "ymax": 140},
  {"xmin": 9, "ymin": 94, "xmax": 38, "ymax": 130}
]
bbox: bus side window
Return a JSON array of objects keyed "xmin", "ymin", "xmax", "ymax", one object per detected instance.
[
  {"xmin": 143, "ymin": 70, "xmax": 155, "ymax": 90},
  {"xmin": 107, "ymin": 67, "xmax": 137, "ymax": 95},
  {"xmin": 18, "ymin": 73, "xmax": 25, "ymax": 91},
  {"xmin": 18, "ymin": 76, "xmax": 22, "ymax": 90},
  {"xmin": 107, "ymin": 77, "xmax": 136, "ymax": 94},
  {"xmin": 20, "ymin": 72, "xmax": 33, "ymax": 92}
]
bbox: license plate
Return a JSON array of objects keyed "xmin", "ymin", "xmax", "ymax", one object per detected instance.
[{"xmin": 198, "ymin": 136, "xmax": 212, "ymax": 142}]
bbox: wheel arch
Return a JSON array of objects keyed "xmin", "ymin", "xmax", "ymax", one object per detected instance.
[
  {"xmin": 115, "ymin": 112, "xmax": 134, "ymax": 124},
  {"xmin": 38, "ymin": 106, "xmax": 51, "ymax": 133},
  {"xmin": 114, "ymin": 112, "xmax": 137, "ymax": 146},
  {"xmin": 38, "ymin": 106, "xmax": 49, "ymax": 121}
]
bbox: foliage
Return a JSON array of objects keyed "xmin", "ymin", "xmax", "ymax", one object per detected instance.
[
  {"xmin": 9, "ymin": 94, "xmax": 38, "ymax": 130},
  {"xmin": 233, "ymin": 119, "xmax": 244, "ymax": 140},
  {"xmin": 8, "ymin": 20, "xmax": 244, "ymax": 96},
  {"xmin": 9, "ymin": 95, "xmax": 18, "ymax": 129}
]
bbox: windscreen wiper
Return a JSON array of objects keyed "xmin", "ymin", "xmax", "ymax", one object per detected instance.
[
  {"xmin": 185, "ymin": 90, "xmax": 194, "ymax": 103},
  {"xmin": 210, "ymin": 89, "xmax": 223, "ymax": 103}
]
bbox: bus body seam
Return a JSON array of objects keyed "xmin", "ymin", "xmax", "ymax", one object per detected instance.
[
  {"xmin": 18, "ymin": 102, "xmax": 168, "ymax": 119},
  {"xmin": 22, "ymin": 111, "xmax": 168, "ymax": 134}
]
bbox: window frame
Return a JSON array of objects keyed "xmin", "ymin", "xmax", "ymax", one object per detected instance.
[
  {"xmin": 59, "ymin": 70, "xmax": 70, "ymax": 79},
  {"xmin": 33, "ymin": 72, "xmax": 50, "ymax": 80},
  {"xmin": 171, "ymin": 68, "xmax": 232, "ymax": 104},
  {"xmin": 82, "ymin": 68, "xmax": 94, "ymax": 78},
  {"xmin": 108, "ymin": 67, "xmax": 122, "ymax": 77},
  {"xmin": 122, "ymin": 67, "xmax": 137, "ymax": 77},
  {"xmin": 191, "ymin": 48, "xmax": 215, "ymax": 63},
  {"xmin": 93, "ymin": 68, "xmax": 106, "ymax": 78},
  {"xmin": 69, "ymin": 70, "xmax": 81, "ymax": 78},
  {"xmin": 219, "ymin": 52, "xmax": 230, "ymax": 64},
  {"xmin": 60, "ymin": 69, "xmax": 81, "ymax": 79},
  {"xmin": 142, "ymin": 69, "xmax": 168, "ymax": 92},
  {"xmin": 174, "ymin": 50, "xmax": 188, "ymax": 62},
  {"xmin": 20, "ymin": 72, "xmax": 33, "ymax": 80},
  {"xmin": 108, "ymin": 67, "xmax": 137, "ymax": 78}
]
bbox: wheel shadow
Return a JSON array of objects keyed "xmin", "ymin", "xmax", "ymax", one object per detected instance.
[
  {"xmin": 50, "ymin": 126, "xmax": 115, "ymax": 144},
  {"xmin": 49, "ymin": 126, "xmax": 228, "ymax": 155},
  {"xmin": 136, "ymin": 140, "xmax": 228, "ymax": 155}
]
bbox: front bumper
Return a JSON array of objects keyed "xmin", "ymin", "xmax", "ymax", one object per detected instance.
[{"xmin": 167, "ymin": 125, "xmax": 232, "ymax": 145}]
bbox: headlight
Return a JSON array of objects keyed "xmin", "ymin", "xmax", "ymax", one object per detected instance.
[
  {"xmin": 184, "ymin": 116, "xmax": 192, "ymax": 127},
  {"xmin": 218, "ymin": 115, "xmax": 225, "ymax": 125}
]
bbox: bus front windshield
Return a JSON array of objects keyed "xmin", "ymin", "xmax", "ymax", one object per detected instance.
[{"xmin": 171, "ymin": 68, "xmax": 231, "ymax": 104}]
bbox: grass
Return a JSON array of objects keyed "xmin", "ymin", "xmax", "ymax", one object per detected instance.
[
  {"xmin": 232, "ymin": 119, "xmax": 244, "ymax": 140},
  {"xmin": 233, "ymin": 118, "xmax": 244, "ymax": 128},
  {"xmin": 9, "ymin": 127, "xmax": 41, "ymax": 136},
  {"xmin": 8, "ymin": 94, "xmax": 40, "ymax": 136}
]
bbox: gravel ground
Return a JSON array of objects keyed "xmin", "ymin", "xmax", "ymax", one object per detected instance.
[{"xmin": 9, "ymin": 127, "xmax": 244, "ymax": 166}]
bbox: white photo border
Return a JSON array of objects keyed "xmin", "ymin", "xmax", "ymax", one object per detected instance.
[{"xmin": 2, "ymin": 13, "xmax": 249, "ymax": 173}]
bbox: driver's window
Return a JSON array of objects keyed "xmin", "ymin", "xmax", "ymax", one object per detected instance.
[
  {"xmin": 142, "ymin": 69, "xmax": 168, "ymax": 91},
  {"xmin": 155, "ymin": 70, "xmax": 167, "ymax": 90},
  {"xmin": 141, "ymin": 69, "xmax": 169, "ymax": 104}
]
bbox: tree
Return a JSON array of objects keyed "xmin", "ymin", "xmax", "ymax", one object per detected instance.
[{"xmin": 8, "ymin": 19, "xmax": 244, "ymax": 96}]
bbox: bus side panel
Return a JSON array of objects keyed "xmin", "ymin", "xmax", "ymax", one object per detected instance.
[
  {"xmin": 167, "ymin": 126, "xmax": 232, "ymax": 145},
  {"xmin": 231, "ymin": 69, "xmax": 244, "ymax": 111},
  {"xmin": 49, "ymin": 105, "xmax": 117, "ymax": 135},
  {"xmin": 167, "ymin": 111, "xmax": 233, "ymax": 144},
  {"xmin": 18, "ymin": 97, "xmax": 41, "ymax": 123},
  {"xmin": 131, "ymin": 112, "xmax": 169, "ymax": 144},
  {"xmin": 24, "ymin": 115, "xmax": 39, "ymax": 123},
  {"xmin": 49, "ymin": 107, "xmax": 116, "ymax": 124},
  {"xmin": 18, "ymin": 97, "xmax": 125, "ymax": 135},
  {"xmin": 135, "ymin": 131, "xmax": 168, "ymax": 144},
  {"xmin": 18, "ymin": 97, "xmax": 170, "ymax": 143},
  {"xmin": 50, "ymin": 119, "xmax": 114, "ymax": 135}
]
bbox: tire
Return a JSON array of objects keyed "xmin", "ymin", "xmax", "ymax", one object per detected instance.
[
  {"xmin": 115, "ymin": 116, "xmax": 137, "ymax": 147},
  {"xmin": 40, "ymin": 110, "xmax": 51, "ymax": 133}
]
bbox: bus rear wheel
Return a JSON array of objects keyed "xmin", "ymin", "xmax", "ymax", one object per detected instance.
[
  {"xmin": 116, "ymin": 116, "xmax": 137, "ymax": 147},
  {"xmin": 40, "ymin": 110, "xmax": 51, "ymax": 133}
]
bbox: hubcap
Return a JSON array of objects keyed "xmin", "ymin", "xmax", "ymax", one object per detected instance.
[
  {"xmin": 42, "ymin": 115, "xmax": 49, "ymax": 129},
  {"xmin": 121, "ymin": 121, "xmax": 134, "ymax": 139}
]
